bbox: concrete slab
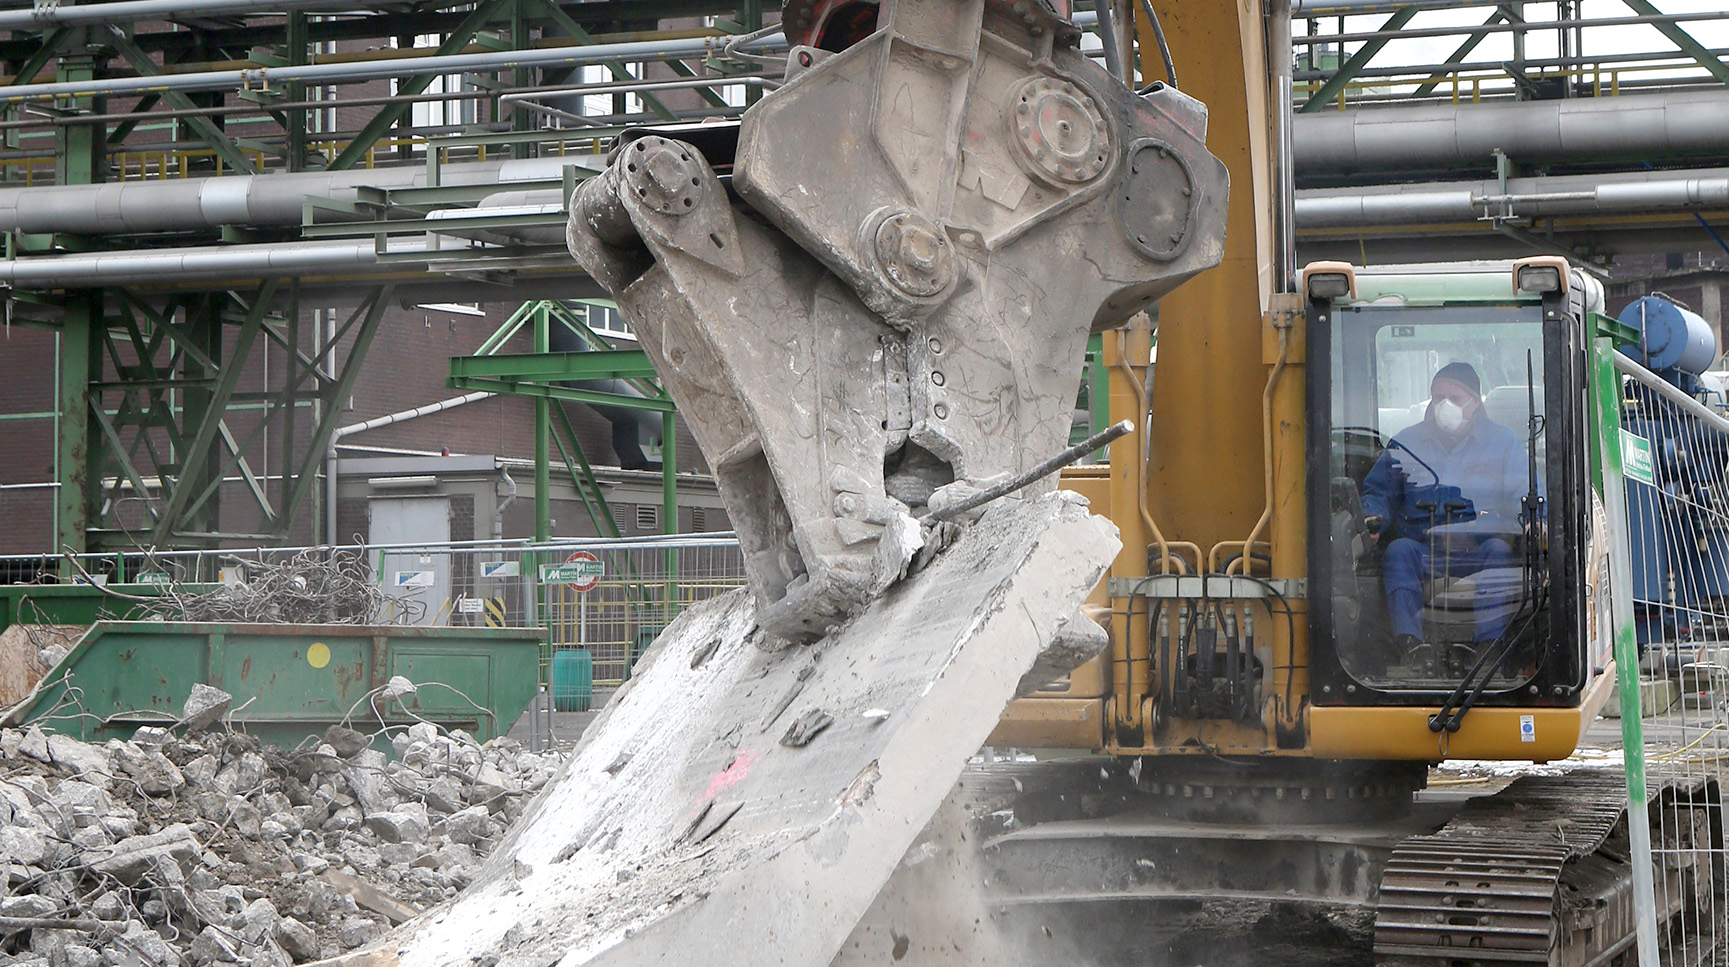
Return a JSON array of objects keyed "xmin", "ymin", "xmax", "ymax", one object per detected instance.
[{"xmin": 390, "ymin": 492, "xmax": 1117, "ymax": 967}]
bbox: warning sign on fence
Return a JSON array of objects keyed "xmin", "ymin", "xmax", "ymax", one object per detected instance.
[
  {"xmin": 539, "ymin": 551, "xmax": 604, "ymax": 592},
  {"xmin": 1619, "ymin": 428, "xmax": 1655, "ymax": 486}
]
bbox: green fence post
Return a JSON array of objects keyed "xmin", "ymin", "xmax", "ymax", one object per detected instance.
[{"xmin": 1591, "ymin": 330, "xmax": 1661, "ymax": 966}]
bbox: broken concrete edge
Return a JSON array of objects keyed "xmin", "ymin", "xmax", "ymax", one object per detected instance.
[{"xmin": 579, "ymin": 494, "xmax": 1120, "ymax": 967}]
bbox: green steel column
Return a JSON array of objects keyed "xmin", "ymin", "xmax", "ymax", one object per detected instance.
[
  {"xmin": 661, "ymin": 412, "xmax": 677, "ymax": 536},
  {"xmin": 54, "ymin": 43, "xmax": 103, "ymax": 563},
  {"xmin": 534, "ymin": 306, "xmax": 551, "ymax": 542},
  {"xmin": 178, "ymin": 295, "xmax": 225, "ymax": 542},
  {"xmin": 1591, "ymin": 333, "xmax": 1660, "ymax": 966},
  {"xmin": 55, "ymin": 301, "xmax": 97, "ymax": 559},
  {"xmin": 287, "ymin": 13, "xmax": 308, "ymax": 171}
]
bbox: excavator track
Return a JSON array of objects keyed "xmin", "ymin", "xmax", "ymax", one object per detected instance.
[
  {"xmin": 1374, "ymin": 771, "xmax": 1716, "ymax": 966},
  {"xmin": 952, "ymin": 759, "xmax": 1720, "ymax": 966}
]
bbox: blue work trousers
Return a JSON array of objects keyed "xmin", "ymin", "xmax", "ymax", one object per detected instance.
[{"xmin": 1383, "ymin": 536, "xmax": 1515, "ymax": 642}]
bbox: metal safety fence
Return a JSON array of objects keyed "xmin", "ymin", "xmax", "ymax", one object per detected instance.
[
  {"xmin": 0, "ymin": 532, "xmax": 747, "ymax": 692},
  {"xmin": 1608, "ymin": 347, "xmax": 1729, "ymax": 964}
]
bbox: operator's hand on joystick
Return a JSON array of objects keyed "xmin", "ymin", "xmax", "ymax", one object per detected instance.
[{"xmin": 1364, "ymin": 514, "xmax": 1384, "ymax": 536}]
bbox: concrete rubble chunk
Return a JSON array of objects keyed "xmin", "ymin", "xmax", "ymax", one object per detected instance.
[
  {"xmin": 190, "ymin": 925, "xmax": 241, "ymax": 965},
  {"xmin": 0, "ymin": 825, "xmax": 51, "ymax": 867},
  {"xmin": 115, "ymin": 743, "xmax": 186, "ymax": 796},
  {"xmin": 365, "ymin": 810, "xmax": 430, "ymax": 845},
  {"xmin": 275, "ymin": 917, "xmax": 318, "ymax": 963},
  {"xmin": 0, "ymin": 893, "xmax": 59, "ymax": 918},
  {"xmin": 132, "ymin": 726, "xmax": 173, "ymax": 749},
  {"xmin": 443, "ymin": 806, "xmax": 492, "ymax": 846},
  {"xmin": 390, "ymin": 492, "xmax": 1118, "ymax": 967},
  {"xmin": 422, "ymin": 777, "xmax": 465, "ymax": 814},
  {"xmin": 241, "ymin": 897, "xmax": 281, "ymax": 944},
  {"xmin": 322, "ymin": 725, "xmax": 371, "ymax": 759},
  {"xmin": 89, "ymin": 823, "xmax": 200, "ymax": 884},
  {"xmin": 19, "ymin": 725, "xmax": 50, "ymax": 762},
  {"xmin": 179, "ymin": 683, "xmax": 233, "ymax": 732},
  {"xmin": 47, "ymin": 734, "xmax": 113, "ymax": 786},
  {"xmin": 1015, "ymin": 609, "xmax": 1111, "ymax": 697}
]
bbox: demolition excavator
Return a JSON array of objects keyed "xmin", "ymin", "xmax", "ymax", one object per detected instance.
[{"xmin": 560, "ymin": 1, "xmax": 1717, "ymax": 963}]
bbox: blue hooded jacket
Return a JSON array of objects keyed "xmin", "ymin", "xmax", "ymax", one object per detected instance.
[{"xmin": 1361, "ymin": 410, "xmax": 1531, "ymax": 542}]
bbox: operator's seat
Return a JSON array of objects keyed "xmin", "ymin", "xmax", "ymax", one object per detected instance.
[
  {"xmin": 1421, "ymin": 565, "xmax": 1527, "ymax": 642},
  {"xmin": 1482, "ymin": 384, "xmax": 1542, "ymax": 433}
]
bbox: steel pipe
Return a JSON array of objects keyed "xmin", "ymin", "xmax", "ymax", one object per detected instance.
[
  {"xmin": 0, "ymin": 154, "xmax": 605, "ymax": 235},
  {"xmin": 1297, "ymin": 168, "xmax": 1729, "ymax": 227},
  {"xmin": 1270, "ymin": 0, "xmax": 1296, "ymax": 293},
  {"xmin": 1294, "ymin": 88, "xmax": 1729, "ymax": 173},
  {"xmin": 0, "ymin": 238, "xmax": 414, "ymax": 286},
  {"xmin": 0, "ymin": 0, "xmax": 358, "ymax": 30},
  {"xmin": 0, "ymin": 32, "xmax": 786, "ymax": 103}
]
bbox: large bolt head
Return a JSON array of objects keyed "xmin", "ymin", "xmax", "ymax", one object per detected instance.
[
  {"xmin": 871, "ymin": 210, "xmax": 954, "ymax": 299},
  {"xmin": 621, "ymin": 136, "xmax": 703, "ymax": 216}
]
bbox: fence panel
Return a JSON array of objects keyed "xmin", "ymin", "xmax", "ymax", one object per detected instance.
[
  {"xmin": 1614, "ymin": 352, "xmax": 1729, "ymax": 963},
  {"xmin": 0, "ymin": 533, "xmax": 747, "ymax": 694}
]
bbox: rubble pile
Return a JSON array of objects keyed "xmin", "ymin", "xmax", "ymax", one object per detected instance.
[{"xmin": 0, "ymin": 709, "xmax": 561, "ymax": 967}]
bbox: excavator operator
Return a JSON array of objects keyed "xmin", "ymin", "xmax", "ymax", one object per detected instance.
[{"xmin": 1361, "ymin": 362, "xmax": 1530, "ymax": 655}]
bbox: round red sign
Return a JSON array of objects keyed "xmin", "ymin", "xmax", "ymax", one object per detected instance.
[{"xmin": 564, "ymin": 550, "xmax": 603, "ymax": 593}]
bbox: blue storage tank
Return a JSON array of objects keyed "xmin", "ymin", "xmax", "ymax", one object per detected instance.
[
  {"xmin": 1619, "ymin": 295, "xmax": 1717, "ymax": 374},
  {"xmin": 551, "ymin": 649, "xmax": 593, "ymax": 712}
]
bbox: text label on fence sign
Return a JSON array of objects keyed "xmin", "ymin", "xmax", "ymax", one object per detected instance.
[
  {"xmin": 480, "ymin": 560, "xmax": 521, "ymax": 579},
  {"xmin": 540, "ymin": 551, "xmax": 605, "ymax": 592},
  {"xmin": 394, "ymin": 571, "xmax": 437, "ymax": 589},
  {"xmin": 1620, "ymin": 428, "xmax": 1656, "ymax": 486},
  {"xmin": 457, "ymin": 596, "xmax": 485, "ymax": 614}
]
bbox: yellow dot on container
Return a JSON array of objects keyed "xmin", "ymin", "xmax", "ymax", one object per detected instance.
[{"xmin": 307, "ymin": 642, "xmax": 331, "ymax": 669}]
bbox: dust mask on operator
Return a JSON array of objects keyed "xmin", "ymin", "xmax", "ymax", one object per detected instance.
[
  {"xmin": 1427, "ymin": 363, "xmax": 1482, "ymax": 438},
  {"xmin": 1433, "ymin": 399, "xmax": 1467, "ymax": 433}
]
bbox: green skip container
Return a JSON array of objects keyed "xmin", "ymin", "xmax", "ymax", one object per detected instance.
[
  {"xmin": 551, "ymin": 649, "xmax": 593, "ymax": 712},
  {"xmin": 3, "ymin": 621, "xmax": 543, "ymax": 748}
]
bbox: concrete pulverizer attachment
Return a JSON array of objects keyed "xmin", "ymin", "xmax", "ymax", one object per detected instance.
[{"xmin": 567, "ymin": 0, "xmax": 1228, "ymax": 640}]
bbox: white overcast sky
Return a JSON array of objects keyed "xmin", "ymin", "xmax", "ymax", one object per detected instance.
[{"xmin": 1306, "ymin": 0, "xmax": 1729, "ymax": 76}]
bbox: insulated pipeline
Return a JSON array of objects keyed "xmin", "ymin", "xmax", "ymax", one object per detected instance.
[{"xmin": 0, "ymin": 32, "xmax": 786, "ymax": 103}]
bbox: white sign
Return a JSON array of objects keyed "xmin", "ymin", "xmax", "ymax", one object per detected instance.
[
  {"xmin": 481, "ymin": 560, "xmax": 520, "ymax": 579},
  {"xmin": 457, "ymin": 597, "xmax": 485, "ymax": 614},
  {"xmin": 1519, "ymin": 714, "xmax": 1536, "ymax": 744},
  {"xmin": 394, "ymin": 570, "xmax": 436, "ymax": 589},
  {"xmin": 135, "ymin": 573, "xmax": 174, "ymax": 586}
]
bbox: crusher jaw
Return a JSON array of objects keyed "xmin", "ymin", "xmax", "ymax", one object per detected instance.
[{"xmin": 567, "ymin": 0, "xmax": 1228, "ymax": 641}]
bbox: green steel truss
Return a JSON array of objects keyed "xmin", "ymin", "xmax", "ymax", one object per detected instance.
[
  {"xmin": 449, "ymin": 299, "xmax": 677, "ymax": 543},
  {"xmin": 62, "ymin": 284, "xmax": 393, "ymax": 552}
]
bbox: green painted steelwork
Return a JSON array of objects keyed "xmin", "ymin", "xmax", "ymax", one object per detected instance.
[
  {"xmin": 4, "ymin": 621, "xmax": 543, "ymax": 748},
  {"xmin": 449, "ymin": 348, "xmax": 657, "ymax": 381},
  {"xmin": 1620, "ymin": 0, "xmax": 1729, "ymax": 87},
  {"xmin": 0, "ymin": 583, "xmax": 219, "ymax": 638},
  {"xmin": 450, "ymin": 299, "xmax": 677, "ymax": 541},
  {"xmin": 1299, "ymin": 6, "xmax": 1419, "ymax": 113}
]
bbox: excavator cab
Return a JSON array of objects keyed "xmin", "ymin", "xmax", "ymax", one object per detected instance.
[{"xmin": 1304, "ymin": 258, "xmax": 1599, "ymax": 729}]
